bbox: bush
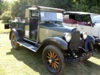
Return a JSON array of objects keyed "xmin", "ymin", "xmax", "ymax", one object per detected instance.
[{"xmin": 0, "ymin": 11, "xmax": 11, "ymax": 23}]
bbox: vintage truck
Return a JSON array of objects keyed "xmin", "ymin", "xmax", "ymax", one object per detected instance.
[
  {"xmin": 63, "ymin": 11, "xmax": 100, "ymax": 44},
  {"xmin": 5, "ymin": 6, "xmax": 96, "ymax": 74}
]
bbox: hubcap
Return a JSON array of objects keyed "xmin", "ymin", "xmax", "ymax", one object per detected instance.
[{"xmin": 47, "ymin": 51, "xmax": 59, "ymax": 69}]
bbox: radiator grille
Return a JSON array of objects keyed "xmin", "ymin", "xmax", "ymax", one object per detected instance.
[{"xmin": 69, "ymin": 31, "xmax": 80, "ymax": 50}]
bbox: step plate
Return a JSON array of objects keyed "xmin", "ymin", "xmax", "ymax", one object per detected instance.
[{"xmin": 17, "ymin": 41, "xmax": 38, "ymax": 52}]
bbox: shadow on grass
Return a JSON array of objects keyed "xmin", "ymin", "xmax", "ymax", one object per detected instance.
[
  {"xmin": 6, "ymin": 46, "xmax": 100, "ymax": 75},
  {"xmin": 7, "ymin": 46, "xmax": 52, "ymax": 75},
  {"xmin": 94, "ymin": 44, "xmax": 100, "ymax": 59},
  {"xmin": 64, "ymin": 60, "xmax": 100, "ymax": 75}
]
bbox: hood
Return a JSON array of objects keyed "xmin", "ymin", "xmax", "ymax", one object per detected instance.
[
  {"xmin": 49, "ymin": 26, "xmax": 76, "ymax": 33},
  {"xmin": 94, "ymin": 23, "xmax": 100, "ymax": 27},
  {"xmin": 40, "ymin": 22, "xmax": 77, "ymax": 33}
]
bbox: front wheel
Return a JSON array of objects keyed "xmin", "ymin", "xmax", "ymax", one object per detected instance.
[
  {"xmin": 88, "ymin": 42, "xmax": 94, "ymax": 51},
  {"xmin": 85, "ymin": 42, "xmax": 94, "ymax": 60},
  {"xmin": 42, "ymin": 45, "xmax": 64, "ymax": 74}
]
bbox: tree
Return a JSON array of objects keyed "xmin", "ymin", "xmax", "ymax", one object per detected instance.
[
  {"xmin": 11, "ymin": 0, "xmax": 100, "ymax": 19},
  {"xmin": 0, "ymin": 0, "xmax": 3, "ymax": 15},
  {"xmin": 33, "ymin": 0, "xmax": 72, "ymax": 10},
  {"xmin": 11, "ymin": 0, "xmax": 32, "ymax": 19},
  {"xmin": 72, "ymin": 0, "xmax": 100, "ymax": 13},
  {"xmin": 0, "ymin": 0, "xmax": 9, "ymax": 15}
]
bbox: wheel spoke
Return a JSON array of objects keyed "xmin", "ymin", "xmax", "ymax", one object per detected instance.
[
  {"xmin": 13, "ymin": 41, "xmax": 16, "ymax": 46},
  {"xmin": 46, "ymin": 50, "xmax": 60, "ymax": 70},
  {"xmin": 48, "ymin": 52, "xmax": 51, "ymax": 57},
  {"xmin": 55, "ymin": 58, "xmax": 59, "ymax": 61},
  {"xmin": 53, "ymin": 63, "xmax": 56, "ymax": 69},
  {"xmin": 55, "ymin": 63, "xmax": 58, "ymax": 69},
  {"xmin": 52, "ymin": 52, "xmax": 55, "ymax": 58},
  {"xmin": 54, "ymin": 54, "xmax": 57, "ymax": 58},
  {"xmin": 50, "ymin": 51, "xmax": 53, "ymax": 57},
  {"xmin": 47, "ymin": 55, "xmax": 50, "ymax": 59},
  {"xmin": 55, "ymin": 61, "xmax": 59, "ymax": 65},
  {"xmin": 12, "ymin": 34, "xmax": 18, "ymax": 47},
  {"xmin": 13, "ymin": 40, "xmax": 17, "ymax": 46},
  {"xmin": 51, "ymin": 63, "xmax": 54, "ymax": 69}
]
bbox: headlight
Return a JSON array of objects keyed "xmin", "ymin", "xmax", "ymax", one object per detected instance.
[
  {"xmin": 64, "ymin": 33, "xmax": 72, "ymax": 42},
  {"xmin": 83, "ymin": 32, "xmax": 87, "ymax": 39}
]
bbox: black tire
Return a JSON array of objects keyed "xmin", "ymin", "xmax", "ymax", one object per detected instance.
[
  {"xmin": 85, "ymin": 42, "xmax": 94, "ymax": 60},
  {"xmin": 88, "ymin": 42, "xmax": 94, "ymax": 51},
  {"xmin": 11, "ymin": 32, "xmax": 19, "ymax": 49},
  {"xmin": 42, "ymin": 45, "xmax": 64, "ymax": 75}
]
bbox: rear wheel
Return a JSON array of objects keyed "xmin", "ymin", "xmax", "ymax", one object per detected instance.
[
  {"xmin": 11, "ymin": 33, "xmax": 19, "ymax": 49},
  {"xmin": 42, "ymin": 45, "xmax": 64, "ymax": 74}
]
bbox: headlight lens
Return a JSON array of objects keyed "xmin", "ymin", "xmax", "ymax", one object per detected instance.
[
  {"xmin": 83, "ymin": 32, "xmax": 87, "ymax": 39},
  {"xmin": 64, "ymin": 33, "xmax": 72, "ymax": 42}
]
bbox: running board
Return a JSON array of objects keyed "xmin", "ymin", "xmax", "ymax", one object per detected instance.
[{"xmin": 17, "ymin": 41, "xmax": 38, "ymax": 52}]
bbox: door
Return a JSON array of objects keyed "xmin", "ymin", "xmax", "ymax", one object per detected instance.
[
  {"xmin": 25, "ymin": 19, "xmax": 30, "ymax": 38},
  {"xmin": 25, "ymin": 10, "xmax": 39, "ymax": 41},
  {"xmin": 30, "ymin": 16, "xmax": 38, "ymax": 41}
]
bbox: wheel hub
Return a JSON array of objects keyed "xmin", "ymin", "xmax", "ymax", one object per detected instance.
[{"xmin": 48, "ymin": 59, "xmax": 53, "ymax": 63}]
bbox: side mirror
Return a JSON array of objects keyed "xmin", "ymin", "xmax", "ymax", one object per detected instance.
[{"xmin": 4, "ymin": 24, "xmax": 9, "ymax": 29}]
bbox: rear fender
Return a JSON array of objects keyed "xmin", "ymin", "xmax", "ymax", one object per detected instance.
[
  {"xmin": 38, "ymin": 37, "xmax": 68, "ymax": 51},
  {"xmin": 84, "ymin": 35, "xmax": 95, "ymax": 50}
]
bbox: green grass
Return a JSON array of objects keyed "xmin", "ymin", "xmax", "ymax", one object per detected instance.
[{"xmin": 0, "ymin": 21, "xmax": 100, "ymax": 75}]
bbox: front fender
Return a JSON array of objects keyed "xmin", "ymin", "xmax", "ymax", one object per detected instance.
[
  {"xmin": 38, "ymin": 37, "xmax": 68, "ymax": 51},
  {"xmin": 9, "ymin": 28, "xmax": 21, "ymax": 41},
  {"xmin": 84, "ymin": 35, "xmax": 95, "ymax": 50}
]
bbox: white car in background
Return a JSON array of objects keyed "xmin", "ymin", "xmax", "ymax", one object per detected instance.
[{"xmin": 63, "ymin": 11, "xmax": 100, "ymax": 43}]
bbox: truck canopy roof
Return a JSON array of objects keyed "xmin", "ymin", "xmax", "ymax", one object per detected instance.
[{"xmin": 28, "ymin": 6, "xmax": 65, "ymax": 12}]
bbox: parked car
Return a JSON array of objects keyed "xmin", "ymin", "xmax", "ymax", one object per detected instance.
[
  {"xmin": 63, "ymin": 11, "xmax": 100, "ymax": 44},
  {"xmin": 5, "ymin": 6, "xmax": 96, "ymax": 74}
]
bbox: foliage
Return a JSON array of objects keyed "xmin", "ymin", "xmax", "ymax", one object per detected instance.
[
  {"xmin": 10, "ymin": 0, "xmax": 100, "ymax": 19},
  {"xmin": 0, "ymin": 0, "xmax": 9, "ymax": 15},
  {"xmin": 0, "ymin": 11, "xmax": 11, "ymax": 23},
  {"xmin": 72, "ymin": 0, "xmax": 100, "ymax": 13},
  {"xmin": 0, "ymin": 0, "xmax": 3, "ymax": 15},
  {"xmin": 11, "ymin": 0, "xmax": 34, "ymax": 19},
  {"xmin": 90, "ymin": 6, "xmax": 100, "ymax": 13},
  {"xmin": 72, "ymin": 3, "xmax": 89, "ymax": 12},
  {"xmin": 11, "ymin": 0, "xmax": 73, "ymax": 19}
]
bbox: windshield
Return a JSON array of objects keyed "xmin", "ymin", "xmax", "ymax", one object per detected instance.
[
  {"xmin": 75, "ymin": 15, "xmax": 91, "ymax": 22},
  {"xmin": 91, "ymin": 15, "xmax": 100, "ymax": 23},
  {"xmin": 40, "ymin": 12, "xmax": 63, "ymax": 22}
]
